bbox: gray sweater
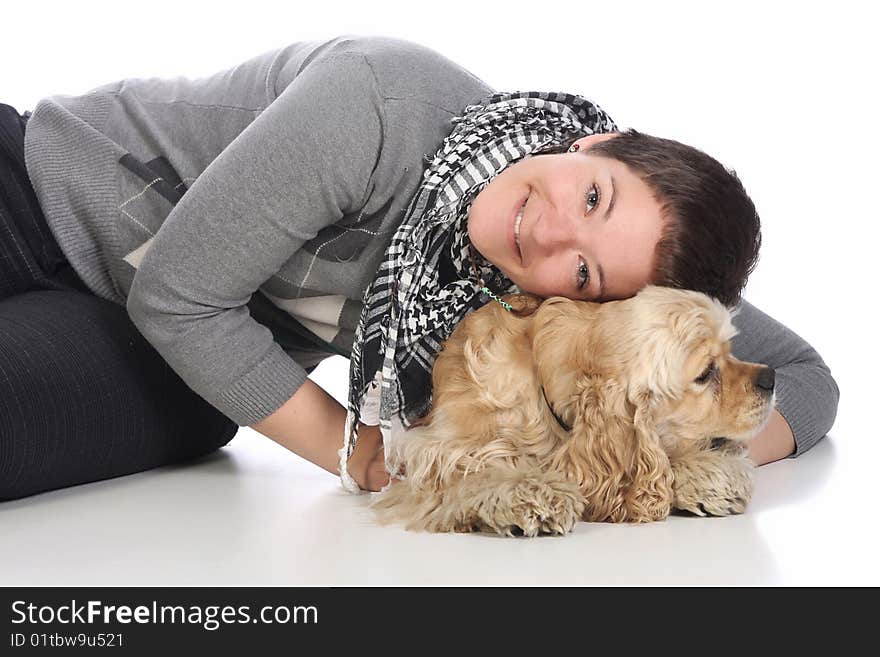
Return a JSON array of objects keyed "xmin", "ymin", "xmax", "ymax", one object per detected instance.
[{"xmin": 22, "ymin": 34, "xmax": 839, "ymax": 456}]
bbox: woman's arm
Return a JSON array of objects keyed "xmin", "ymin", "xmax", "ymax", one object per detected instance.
[
  {"xmin": 126, "ymin": 53, "xmax": 383, "ymax": 428},
  {"xmin": 747, "ymin": 408, "xmax": 795, "ymax": 465},
  {"xmin": 250, "ymin": 379, "xmax": 390, "ymax": 491},
  {"xmin": 728, "ymin": 299, "xmax": 840, "ymax": 464}
]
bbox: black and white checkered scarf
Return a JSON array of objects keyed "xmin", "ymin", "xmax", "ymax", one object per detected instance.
[{"xmin": 338, "ymin": 90, "xmax": 617, "ymax": 491}]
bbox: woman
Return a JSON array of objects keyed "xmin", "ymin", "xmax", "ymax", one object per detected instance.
[{"xmin": 0, "ymin": 34, "xmax": 838, "ymax": 501}]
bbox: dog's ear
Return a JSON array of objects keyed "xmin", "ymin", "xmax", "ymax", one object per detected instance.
[
  {"xmin": 628, "ymin": 387, "xmax": 675, "ymax": 519},
  {"xmin": 527, "ymin": 296, "xmax": 593, "ymax": 403},
  {"xmin": 550, "ymin": 375, "xmax": 673, "ymax": 523}
]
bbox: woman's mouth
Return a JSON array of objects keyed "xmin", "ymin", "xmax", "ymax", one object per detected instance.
[{"xmin": 511, "ymin": 194, "xmax": 527, "ymax": 264}]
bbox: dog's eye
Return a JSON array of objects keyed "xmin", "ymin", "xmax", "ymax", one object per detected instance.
[{"xmin": 695, "ymin": 363, "xmax": 716, "ymax": 385}]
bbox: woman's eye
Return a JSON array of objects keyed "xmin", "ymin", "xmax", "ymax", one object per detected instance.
[
  {"xmin": 584, "ymin": 183, "xmax": 601, "ymax": 213},
  {"xmin": 575, "ymin": 184, "xmax": 600, "ymax": 293},
  {"xmin": 695, "ymin": 364, "xmax": 716, "ymax": 384},
  {"xmin": 577, "ymin": 257, "xmax": 590, "ymax": 290}
]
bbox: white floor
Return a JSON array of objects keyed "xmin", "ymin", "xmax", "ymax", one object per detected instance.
[{"xmin": 2, "ymin": 355, "xmax": 874, "ymax": 587}]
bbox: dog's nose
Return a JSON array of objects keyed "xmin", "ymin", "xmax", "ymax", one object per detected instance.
[{"xmin": 755, "ymin": 367, "xmax": 775, "ymax": 393}]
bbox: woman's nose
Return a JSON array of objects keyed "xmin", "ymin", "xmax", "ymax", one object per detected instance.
[{"xmin": 530, "ymin": 203, "xmax": 579, "ymax": 254}]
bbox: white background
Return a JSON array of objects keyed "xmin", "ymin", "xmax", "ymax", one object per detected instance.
[{"xmin": 2, "ymin": 0, "xmax": 877, "ymax": 585}]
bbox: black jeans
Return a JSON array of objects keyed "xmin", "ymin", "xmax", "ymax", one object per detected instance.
[{"xmin": 0, "ymin": 102, "xmax": 239, "ymax": 501}]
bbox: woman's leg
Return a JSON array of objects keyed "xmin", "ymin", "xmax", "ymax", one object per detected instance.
[
  {"xmin": 0, "ymin": 288, "xmax": 239, "ymax": 501},
  {"xmin": 1, "ymin": 102, "xmax": 239, "ymax": 501}
]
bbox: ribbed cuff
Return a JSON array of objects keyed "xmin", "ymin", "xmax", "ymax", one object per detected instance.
[
  {"xmin": 775, "ymin": 369, "xmax": 839, "ymax": 458},
  {"xmin": 213, "ymin": 340, "xmax": 310, "ymax": 426}
]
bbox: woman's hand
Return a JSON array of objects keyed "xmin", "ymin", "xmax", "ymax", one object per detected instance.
[{"xmin": 347, "ymin": 423, "xmax": 395, "ymax": 492}]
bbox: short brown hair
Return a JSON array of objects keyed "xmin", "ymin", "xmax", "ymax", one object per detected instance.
[{"xmin": 546, "ymin": 128, "xmax": 761, "ymax": 307}]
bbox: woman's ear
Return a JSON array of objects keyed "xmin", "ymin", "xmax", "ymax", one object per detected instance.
[{"xmin": 571, "ymin": 132, "xmax": 620, "ymax": 152}]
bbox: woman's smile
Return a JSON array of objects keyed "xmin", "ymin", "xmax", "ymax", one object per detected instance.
[{"xmin": 510, "ymin": 193, "xmax": 527, "ymax": 264}]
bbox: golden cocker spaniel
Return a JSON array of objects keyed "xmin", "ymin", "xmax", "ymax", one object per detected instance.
[{"xmin": 371, "ymin": 285, "xmax": 776, "ymax": 536}]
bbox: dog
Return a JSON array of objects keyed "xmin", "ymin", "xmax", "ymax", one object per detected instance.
[{"xmin": 370, "ymin": 285, "xmax": 776, "ymax": 536}]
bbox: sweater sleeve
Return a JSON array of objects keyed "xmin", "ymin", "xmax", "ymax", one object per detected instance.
[
  {"xmin": 729, "ymin": 298, "xmax": 840, "ymax": 457},
  {"xmin": 125, "ymin": 53, "xmax": 383, "ymax": 427}
]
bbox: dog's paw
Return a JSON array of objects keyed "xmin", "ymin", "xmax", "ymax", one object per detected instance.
[
  {"xmin": 672, "ymin": 452, "xmax": 754, "ymax": 517},
  {"xmin": 480, "ymin": 473, "xmax": 585, "ymax": 537},
  {"xmin": 674, "ymin": 489, "xmax": 749, "ymax": 517}
]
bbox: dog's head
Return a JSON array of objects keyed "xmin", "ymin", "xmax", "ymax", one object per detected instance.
[{"xmin": 524, "ymin": 285, "xmax": 775, "ymax": 521}]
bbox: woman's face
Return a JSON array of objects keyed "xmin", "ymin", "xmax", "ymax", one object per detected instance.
[{"xmin": 467, "ymin": 132, "xmax": 666, "ymax": 302}]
